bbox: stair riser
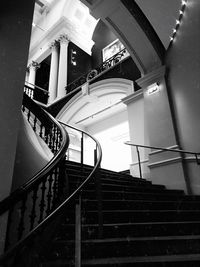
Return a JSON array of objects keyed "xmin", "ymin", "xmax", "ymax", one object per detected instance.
[
  {"xmin": 81, "ymin": 211, "xmax": 200, "ymax": 224},
  {"xmin": 81, "ymin": 200, "xmax": 200, "ymax": 211},
  {"xmin": 50, "ymin": 238, "xmax": 200, "ymax": 259},
  {"xmin": 81, "ymin": 191, "xmax": 185, "ymax": 201}
]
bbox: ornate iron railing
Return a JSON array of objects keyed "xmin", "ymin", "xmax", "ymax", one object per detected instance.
[
  {"xmin": 66, "ymin": 47, "xmax": 129, "ymax": 93},
  {"xmin": 0, "ymin": 92, "xmax": 69, "ymax": 262}
]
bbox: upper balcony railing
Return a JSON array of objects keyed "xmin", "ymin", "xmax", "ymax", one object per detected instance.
[
  {"xmin": 66, "ymin": 48, "xmax": 129, "ymax": 94},
  {"xmin": 24, "ymin": 82, "xmax": 49, "ymax": 104}
]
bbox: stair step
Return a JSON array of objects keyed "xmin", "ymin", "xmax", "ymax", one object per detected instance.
[
  {"xmin": 81, "ymin": 254, "xmax": 200, "ymax": 266},
  {"xmin": 58, "ymin": 221, "xmax": 200, "ymax": 240},
  {"xmin": 81, "ymin": 210, "xmax": 200, "ymax": 224},
  {"xmin": 50, "ymin": 235, "xmax": 200, "ymax": 259},
  {"xmin": 43, "ymin": 254, "xmax": 200, "ymax": 267},
  {"xmin": 81, "ymin": 199, "xmax": 200, "ymax": 211},
  {"xmin": 81, "ymin": 190, "xmax": 185, "ymax": 201}
]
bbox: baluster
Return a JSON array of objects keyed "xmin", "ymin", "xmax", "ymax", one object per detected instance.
[
  {"xmin": 17, "ymin": 194, "xmax": 28, "ymax": 241},
  {"xmin": 29, "ymin": 185, "xmax": 39, "ymax": 231},
  {"xmin": 38, "ymin": 180, "xmax": 47, "ymax": 223},
  {"xmin": 54, "ymin": 127, "xmax": 59, "ymax": 153},
  {"xmin": 33, "ymin": 115, "xmax": 37, "ymax": 132},
  {"xmin": 51, "ymin": 125, "xmax": 56, "ymax": 154},
  {"xmin": 4, "ymin": 206, "xmax": 14, "ymax": 251},
  {"xmin": 31, "ymin": 89, "xmax": 34, "ymax": 99},
  {"xmin": 39, "ymin": 124, "xmax": 44, "ymax": 139},
  {"xmin": 48, "ymin": 127, "xmax": 53, "ymax": 152},
  {"xmin": 57, "ymin": 130, "xmax": 61, "ymax": 150},
  {"xmin": 27, "ymin": 109, "xmax": 31, "ymax": 122},
  {"xmin": 45, "ymin": 127, "xmax": 50, "ymax": 146},
  {"xmin": 46, "ymin": 173, "xmax": 53, "ymax": 215},
  {"xmin": 52, "ymin": 168, "xmax": 58, "ymax": 209},
  {"xmin": 22, "ymin": 104, "xmax": 25, "ymax": 113}
]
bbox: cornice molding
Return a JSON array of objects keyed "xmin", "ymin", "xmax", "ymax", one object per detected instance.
[
  {"xmin": 122, "ymin": 89, "xmax": 143, "ymax": 105},
  {"xmin": 136, "ymin": 65, "xmax": 166, "ymax": 89}
]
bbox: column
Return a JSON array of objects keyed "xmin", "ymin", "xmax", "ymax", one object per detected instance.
[
  {"xmin": 136, "ymin": 66, "xmax": 188, "ymax": 193},
  {"xmin": 28, "ymin": 61, "xmax": 40, "ymax": 87},
  {"xmin": 57, "ymin": 34, "xmax": 69, "ymax": 99},
  {"xmin": 48, "ymin": 41, "xmax": 59, "ymax": 103}
]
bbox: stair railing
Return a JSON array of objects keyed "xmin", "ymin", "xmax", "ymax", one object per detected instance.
[
  {"xmin": 0, "ymin": 92, "xmax": 69, "ymax": 264},
  {"xmin": 66, "ymin": 47, "xmax": 129, "ymax": 93},
  {"xmin": 125, "ymin": 141, "xmax": 200, "ymax": 179},
  {"xmin": 24, "ymin": 83, "xmax": 49, "ymax": 104},
  {"xmin": 59, "ymin": 121, "xmax": 102, "ymax": 267}
]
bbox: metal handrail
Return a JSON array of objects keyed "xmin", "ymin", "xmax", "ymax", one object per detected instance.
[{"xmin": 125, "ymin": 141, "xmax": 200, "ymax": 178}]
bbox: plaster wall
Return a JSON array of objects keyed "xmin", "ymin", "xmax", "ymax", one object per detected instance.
[
  {"xmin": 166, "ymin": 0, "xmax": 200, "ymax": 194},
  {"xmin": 11, "ymin": 114, "xmax": 53, "ymax": 192},
  {"xmin": 0, "ymin": 0, "xmax": 35, "ymax": 201}
]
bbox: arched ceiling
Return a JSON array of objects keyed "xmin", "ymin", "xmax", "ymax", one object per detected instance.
[
  {"xmin": 81, "ymin": 0, "xmax": 182, "ymax": 73},
  {"xmin": 135, "ymin": 0, "xmax": 181, "ymax": 49}
]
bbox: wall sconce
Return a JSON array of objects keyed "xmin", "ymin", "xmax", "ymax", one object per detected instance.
[
  {"xmin": 71, "ymin": 50, "xmax": 77, "ymax": 66},
  {"xmin": 147, "ymin": 82, "xmax": 160, "ymax": 95}
]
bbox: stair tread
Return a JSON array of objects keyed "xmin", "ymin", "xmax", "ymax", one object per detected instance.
[
  {"xmin": 78, "ymin": 221, "xmax": 200, "ymax": 227},
  {"xmin": 82, "ymin": 253, "xmax": 200, "ymax": 265},
  {"xmin": 82, "ymin": 235, "xmax": 200, "ymax": 243}
]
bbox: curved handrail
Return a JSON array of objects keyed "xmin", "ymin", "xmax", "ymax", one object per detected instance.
[
  {"xmin": 0, "ymin": 113, "xmax": 102, "ymax": 264},
  {"xmin": 0, "ymin": 93, "xmax": 69, "ymax": 261},
  {"xmin": 59, "ymin": 121, "xmax": 102, "ymax": 200}
]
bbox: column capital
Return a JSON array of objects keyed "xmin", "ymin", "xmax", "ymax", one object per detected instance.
[
  {"xmin": 28, "ymin": 60, "xmax": 40, "ymax": 70},
  {"xmin": 58, "ymin": 34, "xmax": 70, "ymax": 45},
  {"xmin": 49, "ymin": 40, "xmax": 59, "ymax": 50}
]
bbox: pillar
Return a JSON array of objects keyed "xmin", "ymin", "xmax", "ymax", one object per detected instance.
[
  {"xmin": 136, "ymin": 66, "xmax": 188, "ymax": 193},
  {"xmin": 57, "ymin": 34, "xmax": 69, "ymax": 99},
  {"xmin": 48, "ymin": 41, "xmax": 59, "ymax": 103},
  {"xmin": 28, "ymin": 61, "xmax": 40, "ymax": 88}
]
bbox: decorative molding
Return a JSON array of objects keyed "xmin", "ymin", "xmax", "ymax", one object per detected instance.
[
  {"xmin": 136, "ymin": 66, "xmax": 166, "ymax": 89},
  {"xmin": 49, "ymin": 40, "xmax": 59, "ymax": 50},
  {"xmin": 148, "ymin": 156, "xmax": 182, "ymax": 168},
  {"xmin": 149, "ymin": 145, "xmax": 179, "ymax": 156},
  {"xmin": 122, "ymin": 89, "xmax": 143, "ymax": 105},
  {"xmin": 131, "ymin": 158, "xmax": 149, "ymax": 166}
]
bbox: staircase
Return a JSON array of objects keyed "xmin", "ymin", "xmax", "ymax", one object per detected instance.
[{"xmin": 43, "ymin": 161, "xmax": 200, "ymax": 267}]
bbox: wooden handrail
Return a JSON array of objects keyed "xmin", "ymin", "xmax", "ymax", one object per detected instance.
[
  {"xmin": 0, "ymin": 101, "xmax": 102, "ymax": 265},
  {"xmin": 0, "ymin": 93, "xmax": 69, "ymax": 263}
]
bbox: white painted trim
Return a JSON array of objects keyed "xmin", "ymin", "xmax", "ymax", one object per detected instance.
[
  {"xmin": 149, "ymin": 145, "xmax": 179, "ymax": 155},
  {"xmin": 136, "ymin": 66, "xmax": 166, "ymax": 88},
  {"xmin": 122, "ymin": 89, "xmax": 143, "ymax": 105},
  {"xmin": 131, "ymin": 158, "xmax": 149, "ymax": 166},
  {"xmin": 57, "ymin": 78, "xmax": 134, "ymax": 121},
  {"xmin": 148, "ymin": 156, "xmax": 182, "ymax": 168}
]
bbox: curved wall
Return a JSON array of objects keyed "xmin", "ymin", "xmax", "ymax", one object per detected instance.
[{"xmin": 11, "ymin": 113, "xmax": 53, "ymax": 192}]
